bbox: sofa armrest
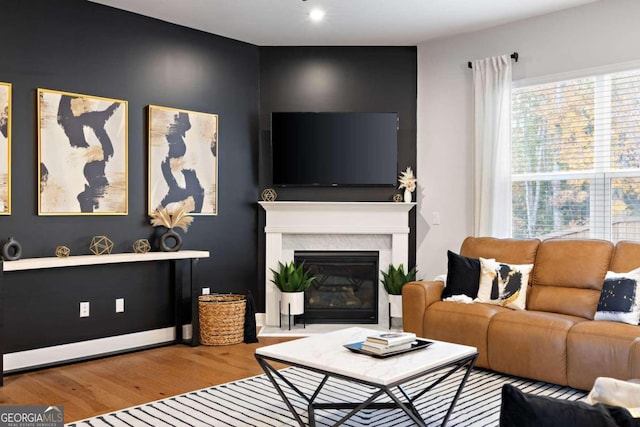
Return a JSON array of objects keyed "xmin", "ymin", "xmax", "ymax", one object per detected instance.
[{"xmin": 402, "ymin": 280, "xmax": 444, "ymax": 337}]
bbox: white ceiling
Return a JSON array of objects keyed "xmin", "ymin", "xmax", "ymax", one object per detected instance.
[{"xmin": 89, "ymin": 0, "xmax": 599, "ymax": 46}]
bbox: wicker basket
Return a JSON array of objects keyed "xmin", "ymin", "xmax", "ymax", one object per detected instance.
[{"xmin": 199, "ymin": 294, "xmax": 246, "ymax": 345}]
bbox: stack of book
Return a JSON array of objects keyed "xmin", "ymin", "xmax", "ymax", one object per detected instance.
[{"xmin": 361, "ymin": 332, "xmax": 417, "ymax": 355}]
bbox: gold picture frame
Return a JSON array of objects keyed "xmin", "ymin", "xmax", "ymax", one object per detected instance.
[
  {"xmin": 0, "ymin": 82, "xmax": 11, "ymax": 215},
  {"xmin": 148, "ymin": 105, "xmax": 218, "ymax": 216},
  {"xmin": 38, "ymin": 88, "xmax": 128, "ymax": 215}
]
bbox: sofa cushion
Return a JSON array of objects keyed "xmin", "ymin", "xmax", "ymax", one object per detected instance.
[
  {"xmin": 442, "ymin": 250, "xmax": 481, "ymax": 300},
  {"xmin": 611, "ymin": 241, "xmax": 640, "ymax": 273},
  {"xmin": 500, "ymin": 384, "xmax": 636, "ymax": 427},
  {"xmin": 424, "ymin": 300, "xmax": 509, "ymax": 369},
  {"xmin": 477, "ymin": 258, "xmax": 533, "ymax": 310},
  {"xmin": 632, "ymin": 338, "xmax": 640, "ymax": 380},
  {"xmin": 528, "ymin": 239, "xmax": 614, "ymax": 318},
  {"xmin": 595, "ymin": 268, "xmax": 640, "ymax": 325},
  {"xmin": 460, "ymin": 236, "xmax": 540, "ymax": 266},
  {"xmin": 488, "ymin": 310, "xmax": 586, "ymax": 385},
  {"xmin": 567, "ymin": 321, "xmax": 640, "ymax": 390}
]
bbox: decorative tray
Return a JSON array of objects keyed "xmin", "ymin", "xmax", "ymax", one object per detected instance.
[{"xmin": 343, "ymin": 338, "xmax": 433, "ymax": 359}]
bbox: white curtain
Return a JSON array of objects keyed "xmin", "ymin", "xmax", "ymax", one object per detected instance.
[{"xmin": 472, "ymin": 55, "xmax": 512, "ymax": 237}]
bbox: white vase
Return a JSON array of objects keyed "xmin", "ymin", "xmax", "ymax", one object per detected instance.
[
  {"xmin": 281, "ymin": 291, "xmax": 305, "ymax": 315},
  {"xmin": 389, "ymin": 294, "xmax": 403, "ymax": 318},
  {"xmin": 404, "ymin": 189, "xmax": 412, "ymax": 203}
]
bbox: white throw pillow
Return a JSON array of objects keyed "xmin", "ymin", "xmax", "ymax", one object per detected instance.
[
  {"xmin": 594, "ymin": 267, "xmax": 640, "ymax": 325},
  {"xmin": 476, "ymin": 258, "xmax": 533, "ymax": 310},
  {"xmin": 585, "ymin": 377, "xmax": 640, "ymax": 408}
]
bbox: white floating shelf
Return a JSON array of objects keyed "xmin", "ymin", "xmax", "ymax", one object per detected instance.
[{"xmin": 2, "ymin": 250, "xmax": 210, "ymax": 272}]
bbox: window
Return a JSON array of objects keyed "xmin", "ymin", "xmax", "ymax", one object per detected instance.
[{"xmin": 512, "ymin": 68, "xmax": 640, "ymax": 242}]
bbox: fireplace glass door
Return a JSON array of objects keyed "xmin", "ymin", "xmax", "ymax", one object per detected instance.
[{"xmin": 294, "ymin": 251, "xmax": 378, "ymax": 324}]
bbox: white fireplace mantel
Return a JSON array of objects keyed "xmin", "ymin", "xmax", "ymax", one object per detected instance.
[{"xmin": 259, "ymin": 201, "xmax": 415, "ymax": 326}]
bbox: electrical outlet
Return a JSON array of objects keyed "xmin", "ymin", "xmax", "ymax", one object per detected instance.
[
  {"xmin": 115, "ymin": 298, "xmax": 125, "ymax": 313},
  {"xmin": 80, "ymin": 302, "xmax": 90, "ymax": 318},
  {"xmin": 202, "ymin": 287, "xmax": 210, "ymax": 295}
]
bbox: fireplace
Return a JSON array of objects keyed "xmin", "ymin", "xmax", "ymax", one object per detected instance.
[
  {"xmin": 259, "ymin": 201, "xmax": 415, "ymax": 327},
  {"xmin": 295, "ymin": 251, "xmax": 378, "ymax": 324}
]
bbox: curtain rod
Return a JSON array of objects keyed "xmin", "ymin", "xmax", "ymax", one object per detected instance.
[{"xmin": 467, "ymin": 52, "xmax": 519, "ymax": 69}]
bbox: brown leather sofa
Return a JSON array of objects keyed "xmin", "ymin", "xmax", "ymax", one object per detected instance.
[{"xmin": 403, "ymin": 237, "xmax": 640, "ymax": 391}]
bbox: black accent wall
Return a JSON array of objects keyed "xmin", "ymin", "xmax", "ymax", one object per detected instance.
[
  {"xmin": 0, "ymin": 0, "xmax": 259, "ymax": 354},
  {"xmin": 258, "ymin": 47, "xmax": 418, "ymax": 310},
  {"xmin": 0, "ymin": 1, "xmax": 417, "ymax": 362}
]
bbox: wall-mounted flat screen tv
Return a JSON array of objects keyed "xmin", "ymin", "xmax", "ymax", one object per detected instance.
[{"xmin": 271, "ymin": 112, "xmax": 398, "ymax": 186}]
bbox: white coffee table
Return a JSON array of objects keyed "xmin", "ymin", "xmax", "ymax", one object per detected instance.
[{"xmin": 255, "ymin": 327, "xmax": 478, "ymax": 426}]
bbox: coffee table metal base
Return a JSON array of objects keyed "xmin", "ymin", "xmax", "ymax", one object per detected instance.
[{"xmin": 255, "ymin": 353, "xmax": 478, "ymax": 427}]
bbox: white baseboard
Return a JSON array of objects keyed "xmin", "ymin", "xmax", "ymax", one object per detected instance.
[
  {"xmin": 4, "ymin": 313, "xmax": 263, "ymax": 373},
  {"xmin": 256, "ymin": 312, "xmax": 266, "ymax": 327},
  {"xmin": 4, "ymin": 327, "xmax": 177, "ymax": 372}
]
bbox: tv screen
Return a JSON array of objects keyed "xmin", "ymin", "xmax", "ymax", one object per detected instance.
[{"xmin": 271, "ymin": 112, "xmax": 398, "ymax": 186}]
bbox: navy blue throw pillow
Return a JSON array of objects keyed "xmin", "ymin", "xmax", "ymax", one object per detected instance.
[
  {"xmin": 442, "ymin": 251, "xmax": 481, "ymax": 300},
  {"xmin": 595, "ymin": 269, "xmax": 640, "ymax": 325}
]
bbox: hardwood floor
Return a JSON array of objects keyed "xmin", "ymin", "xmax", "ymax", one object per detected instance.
[{"xmin": 0, "ymin": 336, "xmax": 296, "ymax": 423}]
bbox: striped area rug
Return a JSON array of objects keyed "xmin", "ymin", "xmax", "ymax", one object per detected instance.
[{"xmin": 67, "ymin": 368, "xmax": 586, "ymax": 426}]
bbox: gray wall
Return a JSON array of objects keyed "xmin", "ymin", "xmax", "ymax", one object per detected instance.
[
  {"xmin": 0, "ymin": 0, "xmax": 259, "ymax": 354},
  {"xmin": 416, "ymin": 0, "xmax": 640, "ymax": 278}
]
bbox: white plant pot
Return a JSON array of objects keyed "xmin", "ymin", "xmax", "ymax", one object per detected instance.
[
  {"xmin": 389, "ymin": 294, "xmax": 403, "ymax": 318},
  {"xmin": 281, "ymin": 291, "xmax": 305, "ymax": 315},
  {"xmin": 404, "ymin": 189, "xmax": 412, "ymax": 203}
]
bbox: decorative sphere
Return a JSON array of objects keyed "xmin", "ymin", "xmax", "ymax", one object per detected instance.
[
  {"xmin": 133, "ymin": 239, "xmax": 151, "ymax": 254},
  {"xmin": 55, "ymin": 246, "xmax": 71, "ymax": 257},
  {"xmin": 90, "ymin": 235, "xmax": 114, "ymax": 255},
  {"xmin": 261, "ymin": 188, "xmax": 277, "ymax": 202},
  {"xmin": 393, "ymin": 193, "xmax": 403, "ymax": 203}
]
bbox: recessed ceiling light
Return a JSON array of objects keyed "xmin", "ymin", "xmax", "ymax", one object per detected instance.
[{"xmin": 309, "ymin": 8, "xmax": 325, "ymax": 22}]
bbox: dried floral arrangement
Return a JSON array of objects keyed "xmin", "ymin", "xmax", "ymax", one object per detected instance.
[
  {"xmin": 398, "ymin": 167, "xmax": 417, "ymax": 192},
  {"xmin": 149, "ymin": 206, "xmax": 193, "ymax": 232}
]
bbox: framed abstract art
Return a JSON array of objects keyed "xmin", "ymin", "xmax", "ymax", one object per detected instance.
[
  {"xmin": 38, "ymin": 88, "xmax": 128, "ymax": 215},
  {"xmin": 0, "ymin": 82, "xmax": 11, "ymax": 215},
  {"xmin": 148, "ymin": 105, "xmax": 218, "ymax": 216}
]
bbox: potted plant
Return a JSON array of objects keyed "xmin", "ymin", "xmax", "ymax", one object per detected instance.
[
  {"xmin": 270, "ymin": 261, "xmax": 316, "ymax": 316},
  {"xmin": 381, "ymin": 264, "xmax": 418, "ymax": 317}
]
